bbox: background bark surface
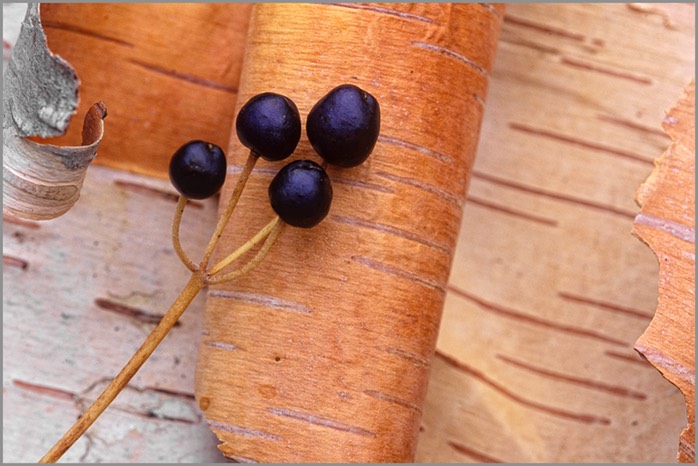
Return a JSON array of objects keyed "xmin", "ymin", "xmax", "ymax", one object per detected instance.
[{"xmin": 2, "ymin": 3, "xmax": 695, "ymax": 463}]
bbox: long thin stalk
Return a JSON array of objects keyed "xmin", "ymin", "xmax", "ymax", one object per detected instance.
[
  {"xmin": 209, "ymin": 219, "xmax": 285, "ymax": 285},
  {"xmin": 208, "ymin": 216, "xmax": 280, "ymax": 276},
  {"xmin": 39, "ymin": 273, "xmax": 207, "ymax": 463},
  {"xmin": 199, "ymin": 152, "xmax": 258, "ymax": 268},
  {"xmin": 39, "ymin": 150, "xmax": 284, "ymax": 463},
  {"xmin": 171, "ymin": 196, "xmax": 198, "ymax": 272}
]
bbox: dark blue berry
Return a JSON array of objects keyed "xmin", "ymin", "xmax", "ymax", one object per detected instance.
[
  {"xmin": 268, "ymin": 160, "xmax": 332, "ymax": 228},
  {"xmin": 306, "ymin": 84, "xmax": 380, "ymax": 168},
  {"xmin": 236, "ymin": 92, "xmax": 301, "ymax": 161},
  {"xmin": 169, "ymin": 140, "xmax": 227, "ymax": 199}
]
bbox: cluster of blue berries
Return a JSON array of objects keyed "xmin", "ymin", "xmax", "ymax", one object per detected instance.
[
  {"xmin": 169, "ymin": 84, "xmax": 380, "ymax": 228},
  {"xmin": 38, "ymin": 85, "xmax": 381, "ymax": 463}
]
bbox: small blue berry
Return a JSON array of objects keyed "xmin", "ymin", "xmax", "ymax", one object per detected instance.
[
  {"xmin": 268, "ymin": 160, "xmax": 332, "ymax": 228},
  {"xmin": 169, "ymin": 140, "xmax": 227, "ymax": 199},
  {"xmin": 306, "ymin": 84, "xmax": 380, "ymax": 167}
]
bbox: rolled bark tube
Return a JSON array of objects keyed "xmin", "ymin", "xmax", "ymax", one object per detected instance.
[{"xmin": 196, "ymin": 3, "xmax": 504, "ymax": 462}]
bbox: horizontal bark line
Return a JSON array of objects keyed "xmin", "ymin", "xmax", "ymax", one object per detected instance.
[
  {"xmin": 435, "ymin": 351, "xmax": 612, "ymax": 425},
  {"xmin": 129, "ymin": 58, "xmax": 238, "ymax": 93},
  {"xmin": 604, "ymin": 350, "xmax": 653, "ymax": 367},
  {"xmin": 352, "ymin": 255, "xmax": 447, "ymax": 292},
  {"xmin": 384, "ymin": 346, "xmax": 431, "ymax": 368},
  {"xmin": 113, "ymin": 405, "xmax": 199, "ymax": 425},
  {"xmin": 94, "ymin": 297, "xmax": 180, "ymax": 326},
  {"xmin": 207, "ymin": 419, "xmax": 284, "ymax": 441},
  {"xmin": 466, "ymin": 195, "xmax": 559, "ymax": 226},
  {"xmin": 207, "ymin": 289, "xmax": 313, "ymax": 314},
  {"xmin": 324, "ymin": 3, "xmax": 434, "ymax": 23},
  {"xmin": 560, "ymin": 56, "xmax": 654, "ymax": 85},
  {"xmin": 363, "ymin": 389, "xmax": 423, "ymax": 414},
  {"xmin": 504, "ymin": 14, "xmax": 587, "ymax": 42},
  {"xmin": 113, "ymin": 179, "xmax": 204, "ymax": 208},
  {"xmin": 499, "ymin": 35, "xmax": 561, "ymax": 55},
  {"xmin": 14, "ymin": 378, "xmax": 198, "ymax": 425},
  {"xmin": 378, "ymin": 134, "xmax": 455, "ymax": 165},
  {"xmin": 472, "ymin": 170, "xmax": 637, "ymax": 219},
  {"xmin": 448, "ymin": 285, "xmax": 628, "ymax": 346},
  {"xmin": 331, "ymin": 214, "xmax": 451, "ymax": 254},
  {"xmin": 411, "ymin": 41, "xmax": 490, "ymax": 77},
  {"xmin": 266, "ymin": 407, "xmax": 377, "ymax": 438},
  {"xmin": 635, "ymin": 212, "xmax": 695, "ymax": 244},
  {"xmin": 635, "ymin": 344, "xmax": 696, "ymax": 385},
  {"xmin": 477, "ymin": 3, "xmax": 503, "ymax": 19},
  {"xmin": 496, "ymin": 354, "xmax": 648, "ymax": 400},
  {"xmin": 3, "ymin": 255, "xmax": 29, "ymax": 270},
  {"xmin": 448, "ymin": 439, "xmax": 505, "ymax": 463},
  {"xmin": 82, "ymin": 376, "xmax": 196, "ymax": 401},
  {"xmin": 204, "ymin": 340, "xmax": 238, "ymax": 352},
  {"xmin": 509, "ymin": 122, "xmax": 655, "ymax": 165},
  {"xmin": 375, "ymin": 170, "xmax": 462, "ymax": 207},
  {"xmin": 558, "ymin": 291, "xmax": 654, "ymax": 320},
  {"xmin": 42, "ymin": 19, "xmax": 136, "ymax": 47},
  {"xmin": 596, "ymin": 113, "xmax": 669, "ymax": 138},
  {"xmin": 13, "ymin": 379, "xmax": 75, "ymax": 401}
]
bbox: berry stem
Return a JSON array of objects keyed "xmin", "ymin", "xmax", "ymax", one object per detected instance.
[
  {"xmin": 38, "ymin": 272, "xmax": 207, "ymax": 464},
  {"xmin": 208, "ymin": 216, "xmax": 281, "ymax": 276},
  {"xmin": 171, "ymin": 196, "xmax": 198, "ymax": 272},
  {"xmin": 209, "ymin": 218, "xmax": 285, "ymax": 285},
  {"xmin": 199, "ymin": 151, "xmax": 258, "ymax": 268}
]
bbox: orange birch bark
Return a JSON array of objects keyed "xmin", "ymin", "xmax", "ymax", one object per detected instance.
[
  {"xmin": 195, "ymin": 3, "xmax": 504, "ymax": 462},
  {"xmin": 634, "ymin": 81, "xmax": 696, "ymax": 463},
  {"xmin": 39, "ymin": 3, "xmax": 252, "ymax": 178}
]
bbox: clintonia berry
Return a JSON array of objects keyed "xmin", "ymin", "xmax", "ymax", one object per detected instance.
[
  {"xmin": 169, "ymin": 140, "xmax": 227, "ymax": 199},
  {"xmin": 306, "ymin": 84, "xmax": 380, "ymax": 168},
  {"xmin": 268, "ymin": 160, "xmax": 333, "ymax": 228},
  {"xmin": 236, "ymin": 92, "xmax": 301, "ymax": 161}
]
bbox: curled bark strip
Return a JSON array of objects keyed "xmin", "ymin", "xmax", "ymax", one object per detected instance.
[{"xmin": 2, "ymin": 4, "xmax": 106, "ymax": 220}]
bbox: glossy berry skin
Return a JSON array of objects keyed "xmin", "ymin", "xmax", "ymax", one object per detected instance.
[
  {"xmin": 306, "ymin": 84, "xmax": 380, "ymax": 168},
  {"xmin": 236, "ymin": 92, "xmax": 301, "ymax": 161},
  {"xmin": 169, "ymin": 140, "xmax": 227, "ymax": 199},
  {"xmin": 268, "ymin": 160, "xmax": 333, "ymax": 228}
]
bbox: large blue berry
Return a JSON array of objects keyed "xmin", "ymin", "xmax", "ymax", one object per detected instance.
[
  {"xmin": 306, "ymin": 84, "xmax": 380, "ymax": 168},
  {"xmin": 169, "ymin": 140, "xmax": 227, "ymax": 199},
  {"xmin": 268, "ymin": 160, "xmax": 332, "ymax": 228},
  {"xmin": 236, "ymin": 92, "xmax": 301, "ymax": 161}
]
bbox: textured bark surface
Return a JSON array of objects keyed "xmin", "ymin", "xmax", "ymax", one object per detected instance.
[
  {"xmin": 420, "ymin": 3, "xmax": 694, "ymax": 462},
  {"xmin": 3, "ymin": 3, "xmax": 695, "ymax": 463},
  {"xmin": 3, "ymin": 166, "xmax": 223, "ymax": 462},
  {"xmin": 634, "ymin": 82, "xmax": 695, "ymax": 463},
  {"xmin": 195, "ymin": 4, "xmax": 504, "ymax": 462}
]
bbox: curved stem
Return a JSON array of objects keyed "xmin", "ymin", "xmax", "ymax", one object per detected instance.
[
  {"xmin": 39, "ymin": 273, "xmax": 207, "ymax": 464},
  {"xmin": 200, "ymin": 151, "xmax": 258, "ymax": 269},
  {"xmin": 209, "ymin": 220, "xmax": 285, "ymax": 285},
  {"xmin": 208, "ymin": 216, "xmax": 280, "ymax": 276},
  {"xmin": 171, "ymin": 196, "xmax": 198, "ymax": 272}
]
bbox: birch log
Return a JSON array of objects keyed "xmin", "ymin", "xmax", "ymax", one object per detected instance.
[{"xmin": 194, "ymin": 4, "xmax": 504, "ymax": 462}]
